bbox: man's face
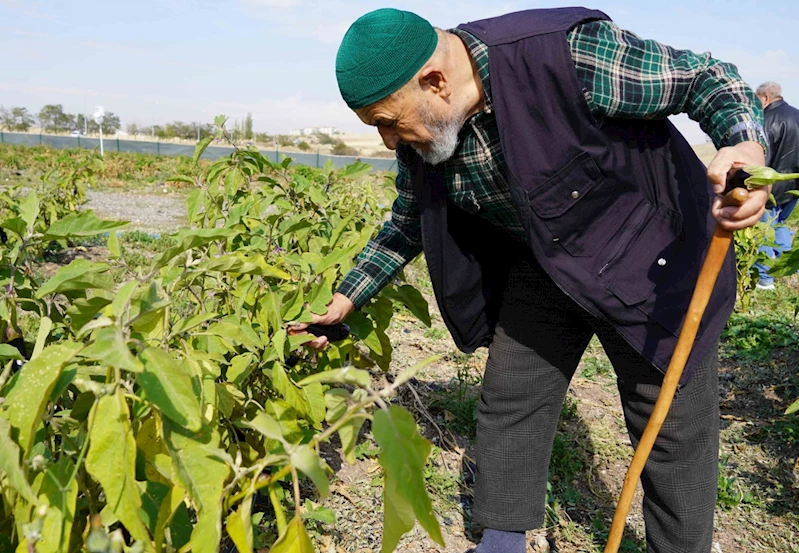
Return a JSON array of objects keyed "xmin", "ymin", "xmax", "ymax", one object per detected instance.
[{"xmin": 356, "ymin": 86, "xmax": 466, "ymax": 165}]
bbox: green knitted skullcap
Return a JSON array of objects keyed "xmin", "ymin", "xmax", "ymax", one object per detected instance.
[{"xmin": 336, "ymin": 8, "xmax": 438, "ymax": 109}]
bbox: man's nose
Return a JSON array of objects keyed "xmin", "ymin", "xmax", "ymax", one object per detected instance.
[{"xmin": 378, "ymin": 126, "xmax": 399, "ymax": 150}]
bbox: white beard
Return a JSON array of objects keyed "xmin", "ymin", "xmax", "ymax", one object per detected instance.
[{"xmin": 413, "ymin": 100, "xmax": 466, "ymax": 166}]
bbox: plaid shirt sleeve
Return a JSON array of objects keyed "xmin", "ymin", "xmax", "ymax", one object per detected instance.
[
  {"xmin": 336, "ymin": 150, "xmax": 423, "ymax": 309},
  {"xmin": 569, "ymin": 20, "xmax": 767, "ymax": 151}
]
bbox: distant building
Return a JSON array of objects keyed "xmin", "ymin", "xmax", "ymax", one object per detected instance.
[{"xmin": 288, "ymin": 126, "xmax": 339, "ymax": 136}]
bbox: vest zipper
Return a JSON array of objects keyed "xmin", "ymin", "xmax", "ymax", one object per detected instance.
[{"xmin": 597, "ymin": 205, "xmax": 649, "ymax": 277}]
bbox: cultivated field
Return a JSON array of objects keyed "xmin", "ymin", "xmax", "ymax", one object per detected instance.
[{"xmin": 1, "ymin": 141, "xmax": 797, "ymax": 553}]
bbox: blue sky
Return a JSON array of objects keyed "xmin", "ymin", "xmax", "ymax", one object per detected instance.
[{"xmin": 1, "ymin": 0, "xmax": 797, "ymax": 144}]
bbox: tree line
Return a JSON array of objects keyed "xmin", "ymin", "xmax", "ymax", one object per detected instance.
[
  {"xmin": 0, "ymin": 104, "xmax": 121, "ymax": 135},
  {"xmin": 0, "ymin": 104, "xmax": 263, "ymax": 142}
]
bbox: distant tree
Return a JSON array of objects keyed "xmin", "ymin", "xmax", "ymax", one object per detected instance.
[
  {"xmin": 243, "ymin": 113, "xmax": 254, "ymax": 140},
  {"xmin": 76, "ymin": 114, "xmax": 86, "ymax": 133},
  {"xmin": 127, "ymin": 123, "xmax": 139, "ymax": 136},
  {"xmin": 0, "ymin": 107, "xmax": 12, "ymax": 131},
  {"xmin": 87, "ymin": 111, "xmax": 121, "ymax": 135},
  {"xmin": 10, "ymin": 107, "xmax": 34, "ymax": 131},
  {"xmin": 254, "ymin": 132, "xmax": 272, "ymax": 144},
  {"xmin": 38, "ymin": 104, "xmax": 74, "ymax": 133},
  {"xmin": 332, "ymin": 139, "xmax": 358, "ymax": 156},
  {"xmin": 277, "ymin": 135, "xmax": 293, "ymax": 147},
  {"xmin": 316, "ymin": 133, "xmax": 335, "ymax": 145},
  {"xmin": 297, "ymin": 141, "xmax": 311, "ymax": 151}
]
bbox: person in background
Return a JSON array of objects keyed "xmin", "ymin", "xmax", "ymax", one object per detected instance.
[
  {"xmin": 292, "ymin": 7, "xmax": 768, "ymax": 553},
  {"xmin": 754, "ymin": 81, "xmax": 799, "ymax": 290}
]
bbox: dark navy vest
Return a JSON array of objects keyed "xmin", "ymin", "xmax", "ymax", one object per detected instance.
[{"xmin": 405, "ymin": 7, "xmax": 735, "ymax": 381}]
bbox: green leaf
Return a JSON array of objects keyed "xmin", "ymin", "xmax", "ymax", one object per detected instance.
[
  {"xmin": 170, "ymin": 312, "xmax": 218, "ymax": 338},
  {"xmin": 205, "ymin": 320, "xmax": 260, "ymax": 351},
  {"xmin": 742, "ymin": 165, "xmax": 799, "ymax": 188},
  {"xmin": 769, "ymin": 247, "xmax": 799, "ymax": 277},
  {"xmin": 786, "ymin": 397, "xmax": 799, "ymax": 415},
  {"xmin": 199, "ymin": 254, "xmax": 291, "ymax": 280},
  {"xmin": 391, "ymin": 355, "xmax": 442, "ymax": 389},
  {"xmin": 383, "ymin": 285, "xmax": 431, "ymax": 327},
  {"xmin": 0, "ymin": 417, "xmax": 38, "ymax": 504},
  {"xmin": 346, "ymin": 312, "xmax": 382, "ymax": 356},
  {"xmin": 242, "ymin": 411, "xmax": 287, "ymax": 446},
  {"xmin": 152, "ymin": 228, "xmax": 238, "ymax": 270},
  {"xmin": 227, "ymin": 353, "xmax": 255, "ymax": 387},
  {"xmin": 0, "ymin": 343, "xmax": 24, "ymax": 360},
  {"xmin": 29, "ymin": 316, "xmax": 53, "ymax": 361},
  {"xmin": 107, "ymin": 231, "xmax": 121, "ymax": 258},
  {"xmin": 164, "ymin": 431, "xmax": 230, "ymax": 553},
  {"xmin": 82, "ymin": 326, "xmax": 143, "ymax": 373},
  {"xmin": 302, "ymin": 499, "xmax": 336, "ymax": 525},
  {"xmin": 226, "ymin": 496, "xmax": 253, "ymax": 553},
  {"xmin": 42, "ymin": 210, "xmax": 128, "ymax": 240},
  {"xmin": 139, "ymin": 348, "xmax": 203, "ymax": 432},
  {"xmin": 66, "ymin": 295, "xmax": 112, "ymax": 332},
  {"xmin": 111, "ymin": 280, "xmax": 139, "ymax": 320},
  {"xmin": 272, "ymin": 363, "xmax": 311, "ymax": 419},
  {"xmin": 4, "ymin": 341, "xmax": 82, "ymax": 455},
  {"xmin": 225, "ymin": 168, "xmax": 247, "ymax": 195},
  {"xmin": 193, "ymin": 136, "xmax": 215, "ymax": 164},
  {"xmin": 35, "ymin": 258, "xmax": 113, "ymax": 298},
  {"xmin": 36, "ymin": 457, "xmax": 79, "ymax": 553},
  {"xmin": 324, "ymin": 389, "xmax": 350, "ymax": 424},
  {"xmin": 0, "ymin": 216, "xmax": 26, "ymax": 238},
  {"xmin": 373, "ymin": 406, "xmax": 444, "ymax": 552},
  {"xmin": 270, "ymin": 515, "xmax": 315, "ymax": 553},
  {"xmin": 297, "ymin": 367, "xmax": 371, "ymax": 388},
  {"xmin": 338, "ymin": 416, "xmax": 367, "ymax": 465},
  {"xmin": 306, "ymin": 271, "xmax": 336, "ymax": 315},
  {"xmin": 19, "ymin": 189, "xmax": 38, "ymax": 234},
  {"xmin": 291, "ymin": 445, "xmax": 330, "ymax": 499},
  {"xmin": 137, "ymin": 480, "xmax": 170, "ymax": 536},
  {"xmin": 281, "ymin": 286, "xmax": 304, "ymax": 322},
  {"xmin": 85, "ymin": 390, "xmax": 150, "ymax": 542}
]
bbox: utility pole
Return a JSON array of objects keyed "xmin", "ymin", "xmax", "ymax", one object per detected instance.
[{"xmin": 93, "ymin": 106, "xmax": 105, "ymax": 157}]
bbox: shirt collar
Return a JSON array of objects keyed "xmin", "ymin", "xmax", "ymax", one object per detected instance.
[{"xmin": 449, "ymin": 28, "xmax": 493, "ymax": 114}]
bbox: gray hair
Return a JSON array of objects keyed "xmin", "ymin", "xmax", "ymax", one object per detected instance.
[{"xmin": 756, "ymin": 81, "xmax": 782, "ymax": 99}]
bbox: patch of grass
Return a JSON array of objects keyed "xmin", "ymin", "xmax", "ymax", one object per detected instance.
[
  {"xmin": 717, "ymin": 456, "xmax": 761, "ymax": 510},
  {"xmin": 423, "ymin": 325, "xmax": 448, "ymax": 340},
  {"xmin": 429, "ymin": 354, "xmax": 482, "ymax": 438},
  {"xmin": 722, "ymin": 312, "xmax": 799, "ymax": 361},
  {"xmin": 579, "ymin": 356, "xmax": 613, "ymax": 381},
  {"xmin": 424, "ymin": 447, "xmax": 460, "ymax": 511}
]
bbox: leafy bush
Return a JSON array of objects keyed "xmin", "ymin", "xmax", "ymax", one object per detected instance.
[
  {"xmin": 0, "ymin": 122, "xmax": 444, "ymax": 553},
  {"xmin": 332, "ymin": 140, "xmax": 358, "ymax": 156}
]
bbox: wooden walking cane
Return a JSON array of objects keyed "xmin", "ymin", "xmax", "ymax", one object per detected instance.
[{"xmin": 603, "ymin": 186, "xmax": 749, "ymax": 553}]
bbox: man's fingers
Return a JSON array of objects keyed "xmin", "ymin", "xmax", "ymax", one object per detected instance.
[
  {"xmin": 307, "ymin": 336, "xmax": 329, "ymax": 349},
  {"xmin": 712, "ymin": 189, "xmax": 768, "ymax": 230}
]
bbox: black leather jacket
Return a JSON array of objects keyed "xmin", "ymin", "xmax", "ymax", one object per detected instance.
[{"xmin": 764, "ymin": 98, "xmax": 799, "ymax": 206}]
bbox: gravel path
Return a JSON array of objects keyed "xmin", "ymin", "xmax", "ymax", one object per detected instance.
[{"xmin": 85, "ymin": 189, "xmax": 187, "ymax": 233}]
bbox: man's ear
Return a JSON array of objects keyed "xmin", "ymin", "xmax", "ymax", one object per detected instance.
[{"xmin": 418, "ymin": 68, "xmax": 450, "ymax": 99}]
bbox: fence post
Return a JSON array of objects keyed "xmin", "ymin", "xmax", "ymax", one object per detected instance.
[
  {"xmin": 275, "ymin": 145, "xmax": 279, "ymax": 163},
  {"xmin": 39, "ymin": 134, "xmax": 42, "ymax": 145},
  {"xmin": 1, "ymin": 131, "xmax": 3, "ymax": 143},
  {"xmin": 316, "ymin": 149, "xmax": 320, "ymax": 168},
  {"xmin": 77, "ymin": 136, "xmax": 81, "ymax": 148},
  {"xmin": 116, "ymin": 138, "xmax": 120, "ymax": 152},
  {"xmin": 157, "ymin": 139, "xmax": 160, "ymax": 154}
]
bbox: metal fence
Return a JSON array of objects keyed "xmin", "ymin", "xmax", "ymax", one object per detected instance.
[{"xmin": 0, "ymin": 132, "xmax": 398, "ymax": 173}]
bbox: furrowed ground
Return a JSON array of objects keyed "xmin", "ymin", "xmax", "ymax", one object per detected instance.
[{"xmin": 2, "ymin": 142, "xmax": 798, "ymax": 553}]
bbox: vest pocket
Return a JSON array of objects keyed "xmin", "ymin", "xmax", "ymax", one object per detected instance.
[
  {"xmin": 527, "ymin": 152, "xmax": 622, "ymax": 257},
  {"xmin": 606, "ymin": 205, "xmax": 683, "ymax": 306}
]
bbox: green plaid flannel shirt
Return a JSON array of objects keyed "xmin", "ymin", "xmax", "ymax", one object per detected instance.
[{"xmin": 337, "ymin": 20, "xmax": 766, "ymax": 309}]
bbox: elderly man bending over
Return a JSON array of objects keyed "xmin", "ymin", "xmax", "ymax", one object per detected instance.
[{"xmin": 293, "ymin": 7, "xmax": 768, "ymax": 553}]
